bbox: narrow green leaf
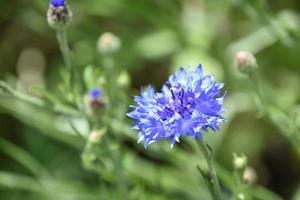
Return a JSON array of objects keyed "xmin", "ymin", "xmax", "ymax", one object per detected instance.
[
  {"xmin": 0, "ymin": 171, "xmax": 45, "ymax": 193},
  {"xmin": 196, "ymin": 165, "xmax": 215, "ymax": 198},
  {"xmin": 0, "ymin": 138, "xmax": 49, "ymax": 177}
]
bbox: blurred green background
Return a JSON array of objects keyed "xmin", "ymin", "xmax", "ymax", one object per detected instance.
[{"xmin": 0, "ymin": 0, "xmax": 300, "ymax": 199}]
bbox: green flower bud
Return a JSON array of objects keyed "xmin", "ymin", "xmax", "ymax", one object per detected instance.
[
  {"xmin": 235, "ymin": 51, "xmax": 258, "ymax": 74},
  {"xmin": 233, "ymin": 153, "xmax": 247, "ymax": 170},
  {"xmin": 88, "ymin": 129, "xmax": 105, "ymax": 144},
  {"xmin": 237, "ymin": 193, "xmax": 245, "ymax": 200},
  {"xmin": 97, "ymin": 32, "xmax": 121, "ymax": 55},
  {"xmin": 117, "ymin": 71, "xmax": 130, "ymax": 88}
]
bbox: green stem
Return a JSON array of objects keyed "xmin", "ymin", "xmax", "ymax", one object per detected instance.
[
  {"xmin": 56, "ymin": 28, "xmax": 73, "ymax": 92},
  {"xmin": 197, "ymin": 140, "xmax": 222, "ymax": 200},
  {"xmin": 102, "ymin": 56, "xmax": 116, "ymax": 105},
  {"xmin": 56, "ymin": 28, "xmax": 85, "ymax": 114},
  {"xmin": 102, "ymin": 138, "xmax": 128, "ymax": 199},
  {"xmin": 233, "ymin": 169, "xmax": 243, "ymax": 199},
  {"xmin": 249, "ymin": 70, "xmax": 267, "ymax": 113},
  {"xmin": 56, "ymin": 28, "xmax": 72, "ymax": 70},
  {"xmin": 248, "ymin": 70, "xmax": 300, "ymax": 154}
]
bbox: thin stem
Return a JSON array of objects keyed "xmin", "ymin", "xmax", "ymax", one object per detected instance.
[
  {"xmin": 233, "ymin": 169, "xmax": 243, "ymax": 199},
  {"xmin": 248, "ymin": 73, "xmax": 300, "ymax": 157},
  {"xmin": 102, "ymin": 137, "xmax": 128, "ymax": 199},
  {"xmin": 197, "ymin": 140, "xmax": 222, "ymax": 200},
  {"xmin": 56, "ymin": 28, "xmax": 72, "ymax": 70},
  {"xmin": 249, "ymin": 70, "xmax": 267, "ymax": 113},
  {"xmin": 56, "ymin": 28, "xmax": 73, "ymax": 91},
  {"xmin": 102, "ymin": 56, "xmax": 116, "ymax": 104},
  {"xmin": 56, "ymin": 27, "xmax": 84, "ymax": 112},
  {"xmin": 248, "ymin": 70, "xmax": 300, "ymax": 150}
]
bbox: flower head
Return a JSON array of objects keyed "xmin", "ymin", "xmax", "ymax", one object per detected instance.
[
  {"xmin": 47, "ymin": 0, "xmax": 72, "ymax": 29},
  {"xmin": 127, "ymin": 65, "xmax": 226, "ymax": 147}
]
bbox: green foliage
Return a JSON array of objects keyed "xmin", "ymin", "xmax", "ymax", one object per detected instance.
[{"xmin": 0, "ymin": 0, "xmax": 300, "ymax": 200}]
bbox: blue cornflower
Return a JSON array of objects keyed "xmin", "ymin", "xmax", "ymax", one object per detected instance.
[
  {"xmin": 127, "ymin": 65, "xmax": 226, "ymax": 147},
  {"xmin": 50, "ymin": 0, "xmax": 66, "ymax": 7}
]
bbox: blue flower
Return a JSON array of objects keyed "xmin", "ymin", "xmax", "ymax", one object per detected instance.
[
  {"xmin": 50, "ymin": 0, "xmax": 66, "ymax": 7},
  {"xmin": 89, "ymin": 88, "xmax": 102, "ymax": 100},
  {"xmin": 127, "ymin": 65, "xmax": 226, "ymax": 147}
]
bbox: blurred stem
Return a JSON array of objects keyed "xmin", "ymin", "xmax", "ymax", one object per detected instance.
[
  {"xmin": 56, "ymin": 28, "xmax": 85, "ymax": 119},
  {"xmin": 56, "ymin": 28, "xmax": 73, "ymax": 93},
  {"xmin": 197, "ymin": 140, "xmax": 222, "ymax": 200},
  {"xmin": 102, "ymin": 137, "xmax": 128, "ymax": 199},
  {"xmin": 0, "ymin": 81, "xmax": 43, "ymax": 106},
  {"xmin": 248, "ymin": 70, "xmax": 300, "ymax": 154},
  {"xmin": 248, "ymin": 70, "xmax": 267, "ymax": 113},
  {"xmin": 102, "ymin": 56, "xmax": 116, "ymax": 104},
  {"xmin": 233, "ymin": 168, "xmax": 243, "ymax": 199},
  {"xmin": 81, "ymin": 133, "xmax": 128, "ymax": 199},
  {"xmin": 115, "ymin": 150, "xmax": 128, "ymax": 199}
]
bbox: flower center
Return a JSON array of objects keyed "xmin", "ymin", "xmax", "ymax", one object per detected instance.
[{"xmin": 159, "ymin": 87, "xmax": 195, "ymax": 121}]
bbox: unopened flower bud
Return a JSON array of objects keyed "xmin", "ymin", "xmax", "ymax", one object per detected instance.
[
  {"xmin": 97, "ymin": 32, "xmax": 121, "ymax": 55},
  {"xmin": 47, "ymin": 0, "xmax": 72, "ymax": 29},
  {"xmin": 237, "ymin": 193, "xmax": 245, "ymax": 200},
  {"xmin": 117, "ymin": 71, "xmax": 130, "ymax": 87},
  {"xmin": 233, "ymin": 153, "xmax": 247, "ymax": 170},
  {"xmin": 235, "ymin": 51, "xmax": 257, "ymax": 74},
  {"xmin": 243, "ymin": 167, "xmax": 257, "ymax": 184},
  {"xmin": 84, "ymin": 88, "xmax": 106, "ymax": 115},
  {"xmin": 89, "ymin": 129, "xmax": 104, "ymax": 144}
]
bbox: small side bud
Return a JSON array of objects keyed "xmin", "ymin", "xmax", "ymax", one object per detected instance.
[
  {"xmin": 235, "ymin": 51, "xmax": 257, "ymax": 74},
  {"xmin": 233, "ymin": 153, "xmax": 247, "ymax": 170},
  {"xmin": 97, "ymin": 32, "xmax": 121, "ymax": 55},
  {"xmin": 117, "ymin": 71, "xmax": 130, "ymax": 88},
  {"xmin": 243, "ymin": 167, "xmax": 257, "ymax": 184},
  {"xmin": 237, "ymin": 193, "xmax": 245, "ymax": 200},
  {"xmin": 88, "ymin": 129, "xmax": 105, "ymax": 144},
  {"xmin": 84, "ymin": 88, "xmax": 106, "ymax": 115},
  {"xmin": 47, "ymin": 0, "xmax": 72, "ymax": 29}
]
